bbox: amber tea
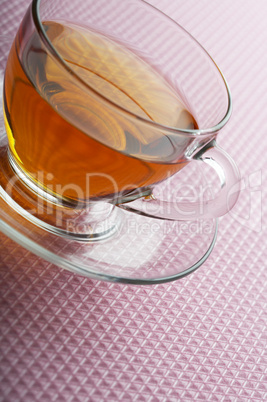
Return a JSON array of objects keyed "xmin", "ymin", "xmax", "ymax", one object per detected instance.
[{"xmin": 4, "ymin": 20, "xmax": 198, "ymax": 201}]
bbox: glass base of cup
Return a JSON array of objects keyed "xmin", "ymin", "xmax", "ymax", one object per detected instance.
[{"xmin": 1, "ymin": 145, "xmax": 122, "ymax": 242}]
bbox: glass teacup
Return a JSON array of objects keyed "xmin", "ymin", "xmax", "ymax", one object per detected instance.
[{"xmin": 0, "ymin": 0, "xmax": 240, "ymax": 281}]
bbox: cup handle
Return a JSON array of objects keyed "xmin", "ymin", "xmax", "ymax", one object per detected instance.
[{"xmin": 117, "ymin": 139, "xmax": 241, "ymax": 220}]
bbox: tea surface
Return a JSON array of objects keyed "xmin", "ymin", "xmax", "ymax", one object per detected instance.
[{"xmin": 4, "ymin": 21, "xmax": 197, "ymax": 200}]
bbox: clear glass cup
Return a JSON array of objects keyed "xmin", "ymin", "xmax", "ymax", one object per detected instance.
[{"xmin": 0, "ymin": 0, "xmax": 240, "ymax": 283}]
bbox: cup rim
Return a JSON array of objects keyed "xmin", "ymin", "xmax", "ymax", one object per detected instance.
[{"xmin": 32, "ymin": 0, "xmax": 232, "ymax": 137}]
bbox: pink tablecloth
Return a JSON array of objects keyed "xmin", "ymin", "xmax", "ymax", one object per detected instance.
[{"xmin": 0, "ymin": 0, "xmax": 266, "ymax": 400}]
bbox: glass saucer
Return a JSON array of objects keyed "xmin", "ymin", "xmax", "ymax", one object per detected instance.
[{"xmin": 0, "ymin": 76, "xmax": 217, "ymax": 284}]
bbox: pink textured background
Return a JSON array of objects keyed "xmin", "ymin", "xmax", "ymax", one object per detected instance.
[{"xmin": 0, "ymin": 0, "xmax": 266, "ymax": 400}]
